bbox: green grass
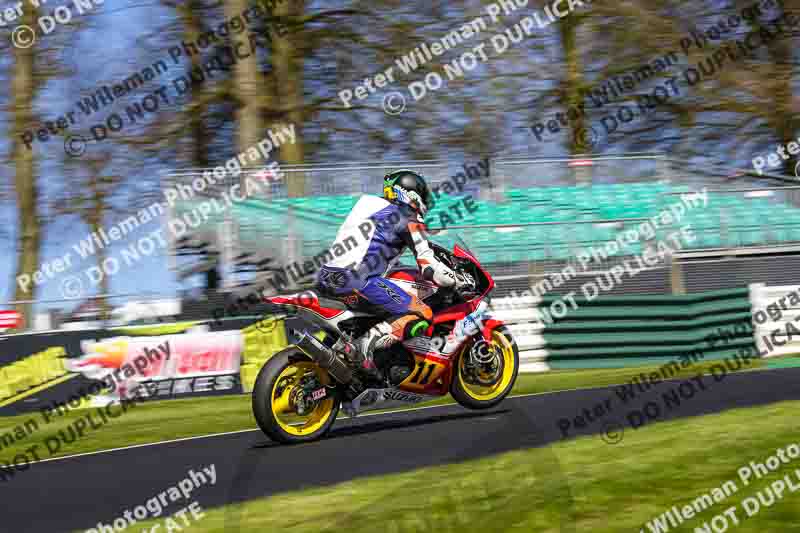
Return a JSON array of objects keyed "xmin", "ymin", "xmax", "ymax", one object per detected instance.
[
  {"xmin": 513, "ymin": 356, "xmax": 766, "ymax": 394},
  {"xmin": 0, "ymin": 356, "xmax": 768, "ymax": 464},
  {"xmin": 0, "ymin": 395, "xmax": 257, "ymax": 465},
  {"xmin": 131, "ymin": 400, "xmax": 800, "ymax": 532}
]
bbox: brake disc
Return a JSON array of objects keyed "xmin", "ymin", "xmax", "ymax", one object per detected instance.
[{"xmin": 466, "ymin": 341, "xmax": 504, "ymax": 386}]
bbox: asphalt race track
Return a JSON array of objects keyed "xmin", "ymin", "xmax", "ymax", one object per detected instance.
[{"xmin": 3, "ymin": 367, "xmax": 800, "ymax": 532}]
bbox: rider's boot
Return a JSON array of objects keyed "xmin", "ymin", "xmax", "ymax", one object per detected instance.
[{"xmin": 333, "ymin": 322, "xmax": 396, "ymax": 383}]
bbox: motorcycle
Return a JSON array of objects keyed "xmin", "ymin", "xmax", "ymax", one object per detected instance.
[{"xmin": 252, "ymin": 241, "xmax": 519, "ymax": 443}]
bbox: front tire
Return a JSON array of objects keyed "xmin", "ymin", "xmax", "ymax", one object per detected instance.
[
  {"xmin": 252, "ymin": 347, "xmax": 340, "ymax": 444},
  {"xmin": 451, "ymin": 326, "xmax": 519, "ymax": 410}
]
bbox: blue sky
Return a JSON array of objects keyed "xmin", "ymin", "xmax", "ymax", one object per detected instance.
[
  {"xmin": 1, "ymin": 0, "xmax": 183, "ymax": 311},
  {"xmin": 1, "ymin": 0, "xmax": 797, "ymax": 315}
]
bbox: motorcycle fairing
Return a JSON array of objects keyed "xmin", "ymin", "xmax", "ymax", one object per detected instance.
[{"xmin": 265, "ymin": 244, "xmax": 508, "ymax": 402}]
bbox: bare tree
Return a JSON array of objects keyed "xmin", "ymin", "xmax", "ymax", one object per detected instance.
[
  {"xmin": 53, "ymin": 152, "xmax": 122, "ymax": 318},
  {"xmin": 9, "ymin": 3, "xmax": 43, "ymax": 327}
]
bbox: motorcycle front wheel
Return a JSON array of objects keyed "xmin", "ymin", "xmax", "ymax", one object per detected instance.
[
  {"xmin": 252, "ymin": 348, "xmax": 340, "ymax": 444},
  {"xmin": 451, "ymin": 326, "xmax": 519, "ymax": 410}
]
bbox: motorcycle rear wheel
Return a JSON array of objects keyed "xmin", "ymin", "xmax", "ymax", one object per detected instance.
[
  {"xmin": 252, "ymin": 348, "xmax": 340, "ymax": 444},
  {"xmin": 451, "ymin": 326, "xmax": 519, "ymax": 410}
]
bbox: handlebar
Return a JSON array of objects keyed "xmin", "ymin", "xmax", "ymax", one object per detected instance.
[{"xmin": 426, "ymin": 241, "xmax": 490, "ymax": 301}]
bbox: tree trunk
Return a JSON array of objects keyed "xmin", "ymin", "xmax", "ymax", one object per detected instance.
[
  {"xmin": 88, "ymin": 176, "xmax": 111, "ymax": 321},
  {"xmin": 179, "ymin": 0, "xmax": 211, "ymax": 168},
  {"xmin": 11, "ymin": 3, "xmax": 42, "ymax": 329},
  {"xmin": 273, "ymin": 0, "xmax": 306, "ymax": 196},
  {"xmin": 559, "ymin": 15, "xmax": 589, "ymax": 161},
  {"xmin": 90, "ymin": 220, "xmax": 111, "ymax": 320},
  {"xmin": 226, "ymin": 0, "xmax": 263, "ymax": 188},
  {"xmin": 760, "ymin": 7, "xmax": 799, "ymax": 178}
]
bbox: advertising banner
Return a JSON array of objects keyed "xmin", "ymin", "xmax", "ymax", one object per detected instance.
[
  {"xmin": 66, "ymin": 330, "xmax": 244, "ymax": 402},
  {"xmin": 0, "ymin": 311, "xmax": 22, "ymax": 329}
]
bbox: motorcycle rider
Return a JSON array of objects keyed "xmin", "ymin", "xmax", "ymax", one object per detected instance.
[{"xmin": 315, "ymin": 170, "xmax": 472, "ymax": 381}]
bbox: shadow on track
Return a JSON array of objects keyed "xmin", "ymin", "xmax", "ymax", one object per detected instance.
[
  {"xmin": 246, "ymin": 409, "xmax": 512, "ymax": 449},
  {"xmin": 224, "ymin": 402, "xmax": 576, "ymax": 532}
]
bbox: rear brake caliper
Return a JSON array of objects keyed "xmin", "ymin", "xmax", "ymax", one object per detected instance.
[{"xmin": 293, "ymin": 375, "xmax": 326, "ymax": 416}]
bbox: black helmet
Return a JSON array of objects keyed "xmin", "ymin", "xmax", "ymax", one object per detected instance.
[{"xmin": 383, "ymin": 170, "xmax": 434, "ymax": 217}]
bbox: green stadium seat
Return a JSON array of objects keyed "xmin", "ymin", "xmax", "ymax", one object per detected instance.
[{"xmin": 217, "ymin": 185, "xmax": 800, "ymax": 266}]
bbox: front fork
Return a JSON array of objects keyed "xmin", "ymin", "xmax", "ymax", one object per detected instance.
[
  {"xmin": 454, "ymin": 303, "xmax": 507, "ymax": 386},
  {"xmin": 453, "ymin": 300, "xmax": 499, "ymax": 343}
]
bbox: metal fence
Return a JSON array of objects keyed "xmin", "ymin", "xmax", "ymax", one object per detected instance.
[
  {"xmin": 1, "ymin": 292, "xmax": 181, "ymax": 332},
  {"xmin": 490, "ymin": 152, "xmax": 670, "ymax": 189}
]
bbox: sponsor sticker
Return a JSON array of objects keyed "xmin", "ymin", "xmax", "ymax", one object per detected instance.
[
  {"xmin": 383, "ymin": 390, "xmax": 426, "ymax": 403},
  {"xmin": 311, "ymin": 387, "xmax": 327, "ymax": 401}
]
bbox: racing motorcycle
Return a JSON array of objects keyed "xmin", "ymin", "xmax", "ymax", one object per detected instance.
[{"xmin": 252, "ymin": 242, "xmax": 519, "ymax": 444}]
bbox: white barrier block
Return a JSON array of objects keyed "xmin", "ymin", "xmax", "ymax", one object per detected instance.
[
  {"xmin": 519, "ymin": 361, "xmax": 551, "ymax": 373},
  {"xmin": 513, "ymin": 334, "xmax": 547, "ymax": 351},
  {"xmin": 489, "ymin": 295, "xmax": 543, "ymax": 310},
  {"xmin": 491, "ymin": 308, "xmax": 543, "ymax": 324},
  {"xmin": 506, "ymin": 322, "xmax": 545, "ymax": 336},
  {"xmin": 518, "ymin": 348, "xmax": 550, "ymax": 362},
  {"xmin": 752, "ymin": 298, "xmax": 800, "ymax": 312}
]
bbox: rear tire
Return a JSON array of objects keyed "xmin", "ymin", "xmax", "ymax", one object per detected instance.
[
  {"xmin": 252, "ymin": 347, "xmax": 340, "ymax": 444},
  {"xmin": 451, "ymin": 326, "xmax": 519, "ymax": 410}
]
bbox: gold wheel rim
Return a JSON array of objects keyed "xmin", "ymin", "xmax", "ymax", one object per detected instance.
[
  {"xmin": 271, "ymin": 362, "xmax": 335, "ymax": 436},
  {"xmin": 458, "ymin": 331, "xmax": 516, "ymax": 401}
]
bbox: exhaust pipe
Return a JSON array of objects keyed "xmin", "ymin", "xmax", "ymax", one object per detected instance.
[{"xmin": 296, "ymin": 333, "xmax": 353, "ymax": 385}]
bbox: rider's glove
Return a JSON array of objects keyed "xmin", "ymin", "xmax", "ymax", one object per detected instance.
[
  {"xmin": 422, "ymin": 261, "xmax": 458, "ymax": 287},
  {"xmin": 454, "ymin": 272, "xmax": 476, "ymax": 293}
]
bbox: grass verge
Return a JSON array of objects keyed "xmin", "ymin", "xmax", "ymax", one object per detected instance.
[{"xmin": 133, "ymin": 399, "xmax": 800, "ymax": 532}]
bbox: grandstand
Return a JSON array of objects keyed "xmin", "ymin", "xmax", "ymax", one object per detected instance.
[{"xmin": 163, "ymin": 154, "xmax": 800, "ymax": 300}]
